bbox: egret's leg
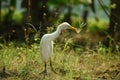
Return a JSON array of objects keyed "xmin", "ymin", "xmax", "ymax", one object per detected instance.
[
  {"xmin": 40, "ymin": 63, "xmax": 47, "ymax": 78},
  {"xmin": 44, "ymin": 63, "xmax": 47, "ymax": 76},
  {"xmin": 50, "ymin": 59, "xmax": 57, "ymax": 74}
]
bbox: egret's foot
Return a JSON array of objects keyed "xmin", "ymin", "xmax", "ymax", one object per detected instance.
[{"xmin": 39, "ymin": 70, "xmax": 47, "ymax": 78}]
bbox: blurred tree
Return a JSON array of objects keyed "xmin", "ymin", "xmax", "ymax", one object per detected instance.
[
  {"xmin": 49, "ymin": 0, "xmax": 98, "ymax": 32},
  {"xmin": 48, "ymin": 0, "xmax": 80, "ymax": 24},
  {"xmin": 62, "ymin": 3, "xmax": 72, "ymax": 24},
  {"xmin": 0, "ymin": 0, "xmax": 25, "ymax": 42},
  {"xmin": 39, "ymin": 0, "xmax": 50, "ymax": 36},
  {"xmin": 109, "ymin": 0, "xmax": 120, "ymax": 42},
  {"xmin": 0, "ymin": 0, "xmax": 1, "ymax": 20},
  {"xmin": 81, "ymin": 0, "xmax": 98, "ymax": 32},
  {"xmin": 106, "ymin": 0, "xmax": 120, "ymax": 51},
  {"xmin": 2, "ymin": 0, "xmax": 16, "ymax": 41},
  {"xmin": 22, "ymin": 0, "xmax": 50, "ymax": 37}
]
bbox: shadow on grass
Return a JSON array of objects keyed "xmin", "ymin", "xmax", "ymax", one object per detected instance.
[{"xmin": 0, "ymin": 70, "xmax": 18, "ymax": 79}]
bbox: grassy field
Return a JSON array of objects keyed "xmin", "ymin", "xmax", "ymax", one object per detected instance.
[{"xmin": 0, "ymin": 41, "xmax": 120, "ymax": 80}]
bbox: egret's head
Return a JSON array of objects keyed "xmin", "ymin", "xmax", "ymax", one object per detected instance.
[{"xmin": 58, "ymin": 22, "xmax": 77, "ymax": 32}]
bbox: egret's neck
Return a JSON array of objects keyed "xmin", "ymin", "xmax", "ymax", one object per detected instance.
[{"xmin": 49, "ymin": 27, "xmax": 62, "ymax": 41}]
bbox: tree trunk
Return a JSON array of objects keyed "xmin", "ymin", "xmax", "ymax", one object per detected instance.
[
  {"xmin": 22, "ymin": 0, "xmax": 50, "ymax": 37},
  {"xmin": 82, "ymin": 4, "xmax": 88, "ymax": 32},
  {"xmin": 106, "ymin": 0, "xmax": 120, "ymax": 51},
  {"xmin": 62, "ymin": 5, "xmax": 72, "ymax": 24},
  {"xmin": 109, "ymin": 0, "xmax": 120, "ymax": 42},
  {"xmin": 0, "ymin": 0, "xmax": 1, "ymax": 21}
]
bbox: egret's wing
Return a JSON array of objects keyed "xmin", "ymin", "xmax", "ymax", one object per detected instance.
[
  {"xmin": 40, "ymin": 35, "xmax": 52, "ymax": 62},
  {"xmin": 51, "ymin": 41, "xmax": 54, "ymax": 54}
]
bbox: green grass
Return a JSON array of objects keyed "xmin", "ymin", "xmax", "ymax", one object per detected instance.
[{"xmin": 0, "ymin": 41, "xmax": 120, "ymax": 80}]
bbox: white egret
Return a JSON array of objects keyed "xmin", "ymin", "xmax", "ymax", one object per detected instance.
[{"xmin": 40, "ymin": 22, "xmax": 77, "ymax": 76}]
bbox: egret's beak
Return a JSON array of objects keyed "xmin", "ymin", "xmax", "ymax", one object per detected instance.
[{"xmin": 70, "ymin": 26, "xmax": 77, "ymax": 33}]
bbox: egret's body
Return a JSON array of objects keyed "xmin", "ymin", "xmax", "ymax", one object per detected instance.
[
  {"xmin": 40, "ymin": 22, "xmax": 77, "ymax": 76},
  {"xmin": 40, "ymin": 35, "xmax": 54, "ymax": 62}
]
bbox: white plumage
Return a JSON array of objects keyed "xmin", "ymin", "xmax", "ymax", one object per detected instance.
[
  {"xmin": 40, "ymin": 35, "xmax": 54, "ymax": 62},
  {"xmin": 40, "ymin": 22, "xmax": 77, "ymax": 76}
]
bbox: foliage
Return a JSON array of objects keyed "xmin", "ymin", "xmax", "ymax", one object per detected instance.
[
  {"xmin": 1, "ymin": 9, "xmax": 23, "ymax": 23},
  {"xmin": 88, "ymin": 19, "xmax": 109, "ymax": 33},
  {"xmin": 12, "ymin": 11, "xmax": 23, "ymax": 23},
  {"xmin": 48, "ymin": 0, "xmax": 78, "ymax": 6},
  {"xmin": 0, "ymin": 41, "xmax": 120, "ymax": 79}
]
